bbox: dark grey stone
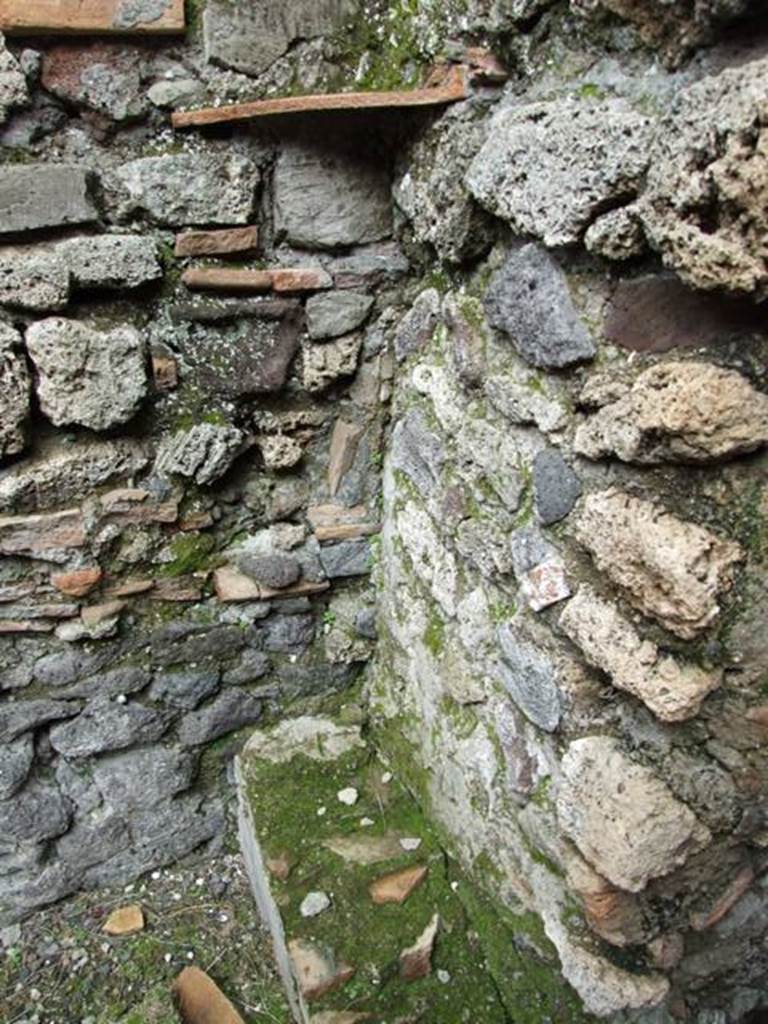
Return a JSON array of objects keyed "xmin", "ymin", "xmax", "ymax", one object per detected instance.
[
  {"xmin": 169, "ymin": 298, "xmax": 300, "ymax": 324},
  {"xmin": 151, "ymin": 622, "xmax": 245, "ymax": 667},
  {"xmin": 56, "ymin": 814, "xmax": 129, "ymax": 873},
  {"xmin": 92, "ymin": 746, "xmax": 198, "ymax": 810},
  {"xmin": 238, "ymin": 553, "xmax": 301, "ymax": 590},
  {"xmin": 0, "ymin": 780, "xmax": 72, "ymax": 843},
  {"xmin": 394, "ymin": 288, "xmax": 440, "ymax": 363},
  {"xmin": 390, "ymin": 409, "xmax": 444, "ymax": 498},
  {"xmin": 274, "ymin": 140, "xmax": 392, "ymax": 251},
  {"xmin": 56, "ymin": 667, "xmax": 151, "ymax": 701},
  {"xmin": 355, "ymin": 607, "xmax": 378, "ymax": 640},
  {"xmin": 0, "ymin": 165, "xmax": 97, "ymax": 235},
  {"xmin": 306, "ymin": 291, "xmax": 374, "ymax": 341},
  {"xmin": 0, "ymin": 735, "xmax": 34, "ymax": 799},
  {"xmin": 497, "ymin": 626, "xmax": 563, "ymax": 733},
  {"xmin": 149, "ymin": 669, "xmax": 221, "ymax": 710},
  {"xmin": 318, "ymin": 539, "xmax": 371, "ymax": 579},
  {"xmin": 484, "ymin": 245, "xmax": 596, "ymax": 369},
  {"xmin": 222, "ymin": 649, "xmax": 270, "ymax": 685},
  {"xmin": 259, "ymin": 613, "xmax": 315, "ymax": 654},
  {"xmin": 0, "ymin": 852, "xmax": 74, "ymax": 926},
  {"xmin": 533, "ymin": 449, "xmax": 582, "ymax": 526},
  {"xmin": 509, "ymin": 525, "xmax": 559, "ymax": 576},
  {"xmin": 49, "ymin": 699, "xmax": 173, "ymax": 758},
  {"xmin": 177, "ymin": 689, "xmax": 262, "ymax": 746},
  {"xmin": 0, "ymin": 699, "xmax": 81, "ymax": 742},
  {"xmin": 275, "ymin": 661, "xmax": 358, "ymax": 699}
]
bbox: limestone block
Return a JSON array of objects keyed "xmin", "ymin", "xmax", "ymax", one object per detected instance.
[
  {"xmin": 0, "ymin": 31, "xmax": 27, "ymax": 122},
  {"xmin": 574, "ymin": 488, "xmax": 742, "ymax": 638},
  {"xmin": 466, "ymin": 98, "xmax": 652, "ymax": 247},
  {"xmin": 557, "ymin": 736, "xmax": 711, "ymax": 892},
  {"xmin": 575, "ymin": 361, "xmax": 768, "ymax": 464},
  {"xmin": 560, "ymin": 586, "xmax": 722, "ymax": 721},
  {"xmin": 0, "ymin": 165, "xmax": 97, "ymax": 234},
  {"xmin": 26, "ymin": 317, "xmax": 147, "ymax": 430},
  {"xmin": 305, "ymin": 292, "xmax": 374, "ymax": 341},
  {"xmin": 303, "ymin": 333, "xmax": 361, "ymax": 393},
  {"xmin": 639, "ymin": 56, "xmax": 768, "ymax": 298},
  {"xmin": 155, "ymin": 424, "xmax": 245, "ymax": 486},
  {"xmin": 0, "ymin": 321, "xmax": 29, "ymax": 459},
  {"xmin": 0, "ymin": 508, "xmax": 86, "ymax": 561}
]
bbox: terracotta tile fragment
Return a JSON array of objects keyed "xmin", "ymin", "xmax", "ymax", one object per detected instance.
[
  {"xmin": 369, "ymin": 864, "xmax": 428, "ymax": 905},
  {"xmin": 173, "ymin": 965, "xmax": 245, "ymax": 1024},
  {"xmin": 51, "ymin": 567, "xmax": 102, "ymax": 597},
  {"xmin": 103, "ymin": 904, "xmax": 144, "ymax": 936},
  {"xmin": 175, "ymin": 226, "xmax": 259, "ymax": 258},
  {"xmin": 399, "ymin": 913, "xmax": 439, "ymax": 980}
]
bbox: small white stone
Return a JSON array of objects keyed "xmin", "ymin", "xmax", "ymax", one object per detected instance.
[
  {"xmin": 116, "ymin": 693, "xmax": 128, "ymax": 704},
  {"xmin": 164, "ymin": 953, "xmax": 172, "ymax": 963},
  {"xmin": 437, "ymin": 969, "xmax": 451, "ymax": 984},
  {"xmin": 381, "ymin": 771, "xmax": 393, "ymax": 783},
  {"xmin": 186, "ymin": 951, "xmax": 194, "ymax": 960},
  {"xmin": 360, "ymin": 817, "xmax": 375, "ymax": 827},
  {"xmin": 151, "ymin": 871, "xmax": 161, "ymax": 880},
  {"xmin": 300, "ymin": 891, "xmax": 331, "ymax": 918},
  {"xmin": 450, "ymin": 881, "xmax": 459, "ymax": 892},
  {"xmin": 400, "ymin": 837, "xmax": 422, "ymax": 851},
  {"xmin": 337, "ymin": 787, "xmax": 359, "ymax": 806},
  {"xmin": 317, "ymin": 805, "xmax": 327, "ymax": 817}
]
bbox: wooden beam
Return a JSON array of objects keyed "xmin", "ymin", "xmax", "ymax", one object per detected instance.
[
  {"xmin": 0, "ymin": 0, "xmax": 185, "ymax": 35},
  {"xmin": 171, "ymin": 67, "xmax": 467, "ymax": 129}
]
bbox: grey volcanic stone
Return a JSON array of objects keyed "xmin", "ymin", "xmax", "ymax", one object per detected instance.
[
  {"xmin": 394, "ymin": 288, "xmax": 440, "ymax": 363},
  {"xmin": 306, "ymin": 292, "xmax": 374, "ymax": 340},
  {"xmin": 318, "ymin": 539, "xmax": 370, "ymax": 578},
  {"xmin": 0, "ymin": 322, "xmax": 29, "ymax": 460},
  {"xmin": 41, "ymin": 41, "xmax": 147, "ymax": 122},
  {"xmin": 0, "ymin": 165, "xmax": 97, "ymax": 235},
  {"xmin": 92, "ymin": 747, "xmax": 198, "ymax": 809},
  {"xmin": 178, "ymin": 689, "xmax": 262, "ymax": 746},
  {"xmin": 0, "ymin": 34, "xmax": 28, "ymax": 123},
  {"xmin": 260, "ymin": 613, "xmax": 315, "ymax": 653},
  {"xmin": 466, "ymin": 98, "xmax": 652, "ymax": 247},
  {"xmin": 274, "ymin": 141, "xmax": 391, "ymax": 250},
  {"xmin": 533, "ymin": 449, "xmax": 582, "ymax": 526},
  {"xmin": 238, "ymin": 553, "xmax": 301, "ymax": 590},
  {"xmin": 151, "ymin": 622, "xmax": 245, "ymax": 666},
  {"xmin": 0, "ymin": 699, "xmax": 80, "ymax": 742},
  {"xmin": 484, "ymin": 245, "xmax": 596, "ymax": 369},
  {"xmin": 149, "ymin": 669, "xmax": 221, "ymax": 710},
  {"xmin": 203, "ymin": 0, "xmax": 353, "ymax": 76},
  {"xmin": 391, "ymin": 409, "xmax": 444, "ymax": 497},
  {"xmin": 56, "ymin": 667, "xmax": 151, "ymax": 701},
  {"xmin": 110, "ymin": 153, "xmax": 258, "ymax": 227},
  {"xmin": 222, "ymin": 649, "xmax": 270, "ymax": 685},
  {"xmin": 49, "ymin": 699, "xmax": 172, "ymax": 758},
  {"xmin": 0, "ymin": 735, "xmax": 34, "ymax": 798},
  {"xmin": 0, "ymin": 780, "xmax": 72, "ymax": 843},
  {"xmin": 497, "ymin": 626, "xmax": 562, "ymax": 732},
  {"xmin": 355, "ymin": 607, "xmax": 377, "ymax": 640},
  {"xmin": 25, "ymin": 318, "xmax": 147, "ymax": 431},
  {"xmin": 155, "ymin": 424, "xmax": 245, "ymax": 486}
]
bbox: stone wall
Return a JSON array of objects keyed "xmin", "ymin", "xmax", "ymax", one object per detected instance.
[{"xmin": 0, "ymin": 1, "xmax": 767, "ymax": 1022}]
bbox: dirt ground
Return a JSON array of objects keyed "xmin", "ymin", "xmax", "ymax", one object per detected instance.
[{"xmin": 0, "ymin": 843, "xmax": 291, "ymax": 1024}]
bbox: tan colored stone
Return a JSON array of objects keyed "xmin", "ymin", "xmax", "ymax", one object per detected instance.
[
  {"xmin": 51, "ymin": 566, "xmax": 102, "ymax": 597},
  {"xmin": 107, "ymin": 578, "xmax": 154, "ymax": 597},
  {"xmin": 102, "ymin": 904, "xmax": 144, "ymax": 936},
  {"xmin": 690, "ymin": 863, "xmax": 754, "ymax": 931},
  {"xmin": 557, "ymin": 737, "xmax": 711, "ymax": 893},
  {"xmin": 81, "ymin": 600, "xmax": 124, "ymax": 627},
  {"xmin": 0, "ymin": 0, "xmax": 185, "ymax": 35},
  {"xmin": 565, "ymin": 851, "xmax": 646, "ymax": 947},
  {"xmin": 173, "ymin": 965, "xmax": 245, "ymax": 1024},
  {"xmin": 288, "ymin": 939, "xmax": 354, "ymax": 1002},
  {"xmin": 399, "ymin": 913, "xmax": 439, "ymax": 980},
  {"xmin": 646, "ymin": 933, "xmax": 684, "ymax": 971},
  {"xmin": 307, "ymin": 504, "xmax": 369, "ymax": 528},
  {"xmin": 214, "ymin": 566, "xmax": 329, "ymax": 603},
  {"xmin": 560, "ymin": 586, "xmax": 721, "ymax": 721},
  {"xmin": 272, "ymin": 268, "xmax": 333, "ymax": 294},
  {"xmin": 152, "ymin": 353, "xmax": 178, "ymax": 391},
  {"xmin": 315, "ymin": 523, "xmax": 379, "ymax": 542},
  {"xmin": 303, "ymin": 334, "xmax": 362, "ymax": 393},
  {"xmin": 99, "ymin": 488, "xmax": 178, "ymax": 525},
  {"xmin": 151, "ymin": 579, "xmax": 202, "ymax": 602},
  {"xmin": 182, "ymin": 268, "xmax": 272, "ymax": 293},
  {"xmin": 574, "ymin": 489, "xmax": 742, "ymax": 639},
  {"xmin": 328, "ymin": 419, "xmax": 363, "ymax": 497},
  {"xmin": 0, "ymin": 619, "xmax": 54, "ymax": 633},
  {"xmin": 574, "ymin": 362, "xmax": 768, "ymax": 464},
  {"xmin": 0, "ymin": 601, "xmax": 78, "ymax": 620},
  {"xmin": 258, "ymin": 434, "xmax": 304, "ymax": 470},
  {"xmin": 0, "ymin": 508, "xmax": 86, "ymax": 561},
  {"xmin": 369, "ymin": 864, "xmax": 428, "ymax": 905},
  {"xmin": 174, "ymin": 226, "xmax": 259, "ymax": 258},
  {"xmin": 265, "ymin": 851, "xmax": 293, "ymax": 881},
  {"xmin": 324, "ymin": 833, "xmax": 405, "ymax": 865}
]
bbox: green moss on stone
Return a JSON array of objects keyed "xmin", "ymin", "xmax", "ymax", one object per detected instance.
[{"xmin": 161, "ymin": 533, "xmax": 216, "ymax": 577}]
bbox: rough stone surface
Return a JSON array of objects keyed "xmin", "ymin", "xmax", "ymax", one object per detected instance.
[
  {"xmin": 584, "ymin": 205, "xmax": 646, "ymax": 261},
  {"xmin": 305, "ymin": 292, "xmax": 374, "ymax": 341},
  {"xmin": 110, "ymin": 153, "xmax": 258, "ymax": 227},
  {"xmin": 485, "ymin": 246, "xmax": 596, "ymax": 369},
  {"xmin": 394, "ymin": 289, "xmax": 440, "ymax": 363},
  {"xmin": 639, "ymin": 56, "xmax": 768, "ymax": 298},
  {"xmin": 0, "ymin": 321, "xmax": 29, "ymax": 460},
  {"xmin": 238, "ymin": 553, "xmax": 301, "ymax": 590},
  {"xmin": 574, "ymin": 489, "xmax": 743, "ymax": 638},
  {"xmin": 49, "ymin": 699, "xmax": 171, "ymax": 758},
  {"xmin": 41, "ymin": 42, "xmax": 146, "ymax": 122},
  {"xmin": 178, "ymin": 689, "xmax": 262, "ymax": 746},
  {"xmin": 92, "ymin": 747, "xmax": 197, "ymax": 810},
  {"xmin": 575, "ymin": 361, "xmax": 768, "ymax": 464},
  {"xmin": 25, "ymin": 318, "xmax": 147, "ymax": 431},
  {"xmin": 149, "ymin": 669, "xmax": 221, "ymax": 710},
  {"xmin": 318, "ymin": 539, "xmax": 370, "ymax": 579},
  {"xmin": 557, "ymin": 736, "xmax": 711, "ymax": 892},
  {"xmin": 274, "ymin": 142, "xmax": 391, "ymax": 250},
  {"xmin": 0, "ymin": 700, "xmax": 81, "ymax": 741},
  {"xmin": 203, "ymin": 0, "xmax": 353, "ymax": 76},
  {"xmin": 533, "ymin": 449, "xmax": 582, "ymax": 526},
  {"xmin": 560, "ymin": 586, "xmax": 722, "ymax": 721},
  {"xmin": 0, "ymin": 734, "xmax": 34, "ymax": 798},
  {"xmin": 303, "ymin": 333, "xmax": 362, "ymax": 393},
  {"xmin": 1, "ymin": 780, "xmax": 72, "ymax": 844},
  {"xmin": 497, "ymin": 625, "xmax": 563, "ymax": 732},
  {"xmin": 467, "ymin": 99, "xmax": 652, "ymax": 246},
  {"xmin": 0, "ymin": 165, "xmax": 96, "ymax": 235},
  {"xmin": 394, "ymin": 105, "xmax": 493, "ymax": 263},
  {"xmin": 0, "ymin": 32, "xmax": 28, "ymax": 123},
  {"xmin": 155, "ymin": 424, "xmax": 245, "ymax": 486}
]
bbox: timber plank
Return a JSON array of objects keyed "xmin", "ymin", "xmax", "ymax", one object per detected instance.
[
  {"xmin": 171, "ymin": 67, "xmax": 467, "ymax": 129},
  {"xmin": 0, "ymin": 0, "xmax": 185, "ymax": 35}
]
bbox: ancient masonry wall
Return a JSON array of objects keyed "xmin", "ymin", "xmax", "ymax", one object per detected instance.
[{"xmin": 0, "ymin": 2, "xmax": 766, "ymax": 1022}]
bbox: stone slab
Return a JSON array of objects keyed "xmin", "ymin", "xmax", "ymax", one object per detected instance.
[
  {"xmin": 0, "ymin": 0, "xmax": 185, "ymax": 34},
  {"xmin": 0, "ymin": 165, "xmax": 96, "ymax": 235}
]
